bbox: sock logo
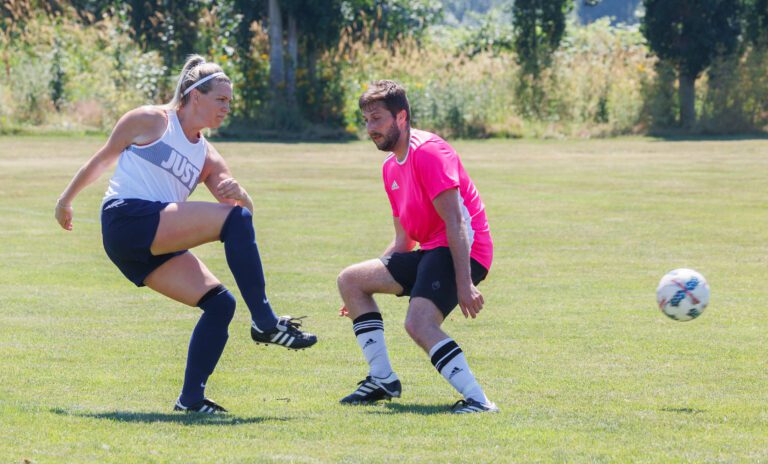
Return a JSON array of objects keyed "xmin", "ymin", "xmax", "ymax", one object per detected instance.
[
  {"xmin": 448, "ymin": 367, "xmax": 463, "ymax": 379},
  {"xmin": 363, "ymin": 338, "xmax": 377, "ymax": 349}
]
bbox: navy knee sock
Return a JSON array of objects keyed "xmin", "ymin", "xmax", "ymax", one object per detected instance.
[
  {"xmin": 220, "ymin": 206, "xmax": 279, "ymax": 331},
  {"xmin": 179, "ymin": 285, "xmax": 236, "ymax": 406}
]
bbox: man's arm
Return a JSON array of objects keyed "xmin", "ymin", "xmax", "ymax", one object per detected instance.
[
  {"xmin": 381, "ymin": 217, "xmax": 417, "ymax": 257},
  {"xmin": 432, "ymin": 188, "xmax": 484, "ymax": 318}
]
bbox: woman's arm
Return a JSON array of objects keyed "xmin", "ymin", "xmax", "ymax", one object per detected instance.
[
  {"xmin": 200, "ymin": 142, "xmax": 254, "ymax": 213},
  {"xmin": 55, "ymin": 106, "xmax": 166, "ymax": 230}
]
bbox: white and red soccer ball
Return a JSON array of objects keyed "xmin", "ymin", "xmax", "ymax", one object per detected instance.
[{"xmin": 656, "ymin": 268, "xmax": 710, "ymax": 321}]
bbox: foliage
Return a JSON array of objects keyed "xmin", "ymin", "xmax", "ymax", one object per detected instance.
[
  {"xmin": 457, "ymin": 9, "xmax": 515, "ymax": 57},
  {"xmin": 512, "ymin": 0, "xmax": 573, "ymax": 77},
  {"xmin": 339, "ymin": 19, "xmax": 655, "ymax": 138},
  {"xmin": 0, "ymin": 11, "xmax": 165, "ymax": 132},
  {"xmin": 511, "ymin": 0, "xmax": 574, "ymax": 119},
  {"xmin": 341, "ymin": 0, "xmax": 443, "ymax": 46},
  {"xmin": 642, "ymin": 0, "xmax": 741, "ymax": 80},
  {"xmin": 744, "ymin": 0, "xmax": 768, "ymax": 46}
]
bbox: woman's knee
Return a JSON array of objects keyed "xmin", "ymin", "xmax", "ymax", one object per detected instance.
[
  {"xmin": 198, "ymin": 285, "xmax": 237, "ymax": 324},
  {"xmin": 220, "ymin": 206, "xmax": 254, "ymax": 243}
]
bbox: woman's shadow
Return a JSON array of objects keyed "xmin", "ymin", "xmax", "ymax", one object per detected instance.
[{"xmin": 51, "ymin": 407, "xmax": 290, "ymax": 426}]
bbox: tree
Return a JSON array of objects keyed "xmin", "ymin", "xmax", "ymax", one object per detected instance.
[
  {"xmin": 744, "ymin": 0, "xmax": 768, "ymax": 46},
  {"xmin": 642, "ymin": 0, "xmax": 741, "ymax": 128},
  {"xmin": 512, "ymin": 0, "xmax": 573, "ymax": 78},
  {"xmin": 511, "ymin": 0, "xmax": 572, "ymax": 118}
]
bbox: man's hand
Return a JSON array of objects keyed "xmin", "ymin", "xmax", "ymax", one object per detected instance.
[
  {"xmin": 339, "ymin": 305, "xmax": 350, "ymax": 318},
  {"xmin": 457, "ymin": 283, "xmax": 484, "ymax": 319}
]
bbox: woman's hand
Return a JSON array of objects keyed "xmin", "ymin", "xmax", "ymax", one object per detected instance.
[
  {"xmin": 216, "ymin": 177, "xmax": 247, "ymax": 202},
  {"xmin": 55, "ymin": 201, "xmax": 74, "ymax": 231}
]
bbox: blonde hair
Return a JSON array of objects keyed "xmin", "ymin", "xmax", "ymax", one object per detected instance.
[{"xmin": 164, "ymin": 54, "xmax": 231, "ymax": 109}]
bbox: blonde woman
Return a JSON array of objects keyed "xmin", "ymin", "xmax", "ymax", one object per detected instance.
[{"xmin": 55, "ymin": 55, "xmax": 317, "ymax": 414}]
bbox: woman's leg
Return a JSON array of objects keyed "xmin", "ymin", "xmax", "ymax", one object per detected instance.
[
  {"xmin": 150, "ymin": 202, "xmax": 277, "ymax": 331},
  {"xmin": 145, "ymin": 253, "xmax": 235, "ymax": 407}
]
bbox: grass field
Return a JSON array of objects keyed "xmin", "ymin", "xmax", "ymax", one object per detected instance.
[{"xmin": 1, "ymin": 135, "xmax": 767, "ymax": 463}]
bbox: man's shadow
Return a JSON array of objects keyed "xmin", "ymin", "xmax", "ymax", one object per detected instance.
[
  {"xmin": 51, "ymin": 408, "xmax": 290, "ymax": 426},
  {"xmin": 363, "ymin": 402, "xmax": 452, "ymax": 415}
]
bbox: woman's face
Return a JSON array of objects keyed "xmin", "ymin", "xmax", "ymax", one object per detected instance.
[{"xmin": 193, "ymin": 80, "xmax": 232, "ymax": 128}]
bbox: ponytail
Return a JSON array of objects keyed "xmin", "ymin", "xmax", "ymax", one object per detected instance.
[{"xmin": 164, "ymin": 54, "xmax": 231, "ymax": 109}]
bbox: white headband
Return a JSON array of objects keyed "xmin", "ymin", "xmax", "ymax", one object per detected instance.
[{"xmin": 183, "ymin": 72, "xmax": 226, "ymax": 96}]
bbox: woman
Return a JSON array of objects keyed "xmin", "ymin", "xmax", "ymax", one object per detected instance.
[{"xmin": 54, "ymin": 55, "xmax": 317, "ymax": 414}]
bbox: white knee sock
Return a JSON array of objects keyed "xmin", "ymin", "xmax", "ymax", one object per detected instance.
[
  {"xmin": 353, "ymin": 313, "xmax": 395, "ymax": 379},
  {"xmin": 429, "ymin": 338, "xmax": 488, "ymax": 403}
]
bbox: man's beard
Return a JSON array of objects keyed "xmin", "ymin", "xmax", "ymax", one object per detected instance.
[{"xmin": 371, "ymin": 123, "xmax": 401, "ymax": 152}]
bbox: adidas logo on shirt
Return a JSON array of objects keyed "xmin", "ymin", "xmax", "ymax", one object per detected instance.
[
  {"xmin": 448, "ymin": 367, "xmax": 463, "ymax": 379},
  {"xmin": 391, "ymin": 180, "xmax": 399, "ymax": 191},
  {"xmin": 363, "ymin": 338, "xmax": 377, "ymax": 349}
]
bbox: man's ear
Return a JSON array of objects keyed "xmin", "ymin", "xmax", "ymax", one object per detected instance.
[{"xmin": 397, "ymin": 109, "xmax": 408, "ymax": 127}]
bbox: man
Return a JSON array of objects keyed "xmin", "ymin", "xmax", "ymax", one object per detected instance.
[{"xmin": 336, "ymin": 80, "xmax": 497, "ymax": 414}]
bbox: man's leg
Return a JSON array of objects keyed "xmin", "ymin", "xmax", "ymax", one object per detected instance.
[
  {"xmin": 404, "ymin": 248, "xmax": 497, "ymax": 412},
  {"xmin": 337, "ymin": 258, "xmax": 405, "ymax": 403},
  {"xmin": 404, "ymin": 298, "xmax": 491, "ymax": 407}
]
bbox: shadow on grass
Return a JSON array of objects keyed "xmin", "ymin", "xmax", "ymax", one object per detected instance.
[
  {"xmin": 660, "ymin": 407, "xmax": 706, "ymax": 414},
  {"xmin": 362, "ymin": 402, "xmax": 451, "ymax": 415},
  {"xmin": 51, "ymin": 408, "xmax": 290, "ymax": 426}
]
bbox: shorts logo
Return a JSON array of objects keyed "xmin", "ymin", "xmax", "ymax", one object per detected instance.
[
  {"xmin": 104, "ymin": 199, "xmax": 125, "ymax": 210},
  {"xmin": 432, "ymin": 280, "xmax": 441, "ymax": 290}
]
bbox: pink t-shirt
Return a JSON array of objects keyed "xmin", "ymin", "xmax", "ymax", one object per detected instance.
[{"xmin": 382, "ymin": 129, "xmax": 493, "ymax": 270}]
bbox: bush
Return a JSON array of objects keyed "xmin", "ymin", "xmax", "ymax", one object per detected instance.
[
  {"xmin": 0, "ymin": 11, "xmax": 165, "ymax": 132},
  {"xmin": 338, "ymin": 19, "xmax": 655, "ymax": 139}
]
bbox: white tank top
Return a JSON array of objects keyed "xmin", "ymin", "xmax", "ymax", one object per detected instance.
[{"xmin": 102, "ymin": 109, "xmax": 208, "ymax": 205}]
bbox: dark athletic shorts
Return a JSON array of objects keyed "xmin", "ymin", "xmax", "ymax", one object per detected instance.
[
  {"xmin": 101, "ymin": 198, "xmax": 187, "ymax": 287},
  {"xmin": 381, "ymin": 247, "xmax": 489, "ymax": 317}
]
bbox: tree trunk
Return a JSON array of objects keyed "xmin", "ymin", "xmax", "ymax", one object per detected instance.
[
  {"xmin": 286, "ymin": 14, "xmax": 298, "ymax": 104},
  {"xmin": 678, "ymin": 71, "xmax": 696, "ymax": 128},
  {"xmin": 268, "ymin": 0, "xmax": 284, "ymax": 90}
]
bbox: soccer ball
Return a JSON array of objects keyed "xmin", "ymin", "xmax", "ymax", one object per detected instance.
[{"xmin": 656, "ymin": 268, "xmax": 710, "ymax": 321}]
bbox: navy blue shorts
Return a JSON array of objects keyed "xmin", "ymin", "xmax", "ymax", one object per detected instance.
[
  {"xmin": 381, "ymin": 247, "xmax": 488, "ymax": 317},
  {"xmin": 101, "ymin": 198, "xmax": 187, "ymax": 287}
]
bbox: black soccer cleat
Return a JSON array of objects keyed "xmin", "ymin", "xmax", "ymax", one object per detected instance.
[
  {"xmin": 173, "ymin": 397, "xmax": 228, "ymax": 414},
  {"xmin": 450, "ymin": 398, "xmax": 499, "ymax": 414},
  {"xmin": 340, "ymin": 375, "xmax": 402, "ymax": 404},
  {"xmin": 250, "ymin": 316, "xmax": 317, "ymax": 350}
]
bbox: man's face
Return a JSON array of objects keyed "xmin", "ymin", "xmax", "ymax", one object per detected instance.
[{"xmin": 362, "ymin": 101, "xmax": 403, "ymax": 152}]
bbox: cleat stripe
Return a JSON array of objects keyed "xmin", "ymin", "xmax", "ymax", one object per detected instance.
[{"xmin": 286, "ymin": 336, "xmax": 295, "ymax": 347}]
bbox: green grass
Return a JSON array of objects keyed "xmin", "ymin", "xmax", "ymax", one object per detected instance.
[{"xmin": 1, "ymin": 136, "xmax": 767, "ymax": 463}]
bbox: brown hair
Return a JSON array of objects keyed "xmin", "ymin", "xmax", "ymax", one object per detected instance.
[
  {"xmin": 164, "ymin": 54, "xmax": 231, "ymax": 109},
  {"xmin": 359, "ymin": 80, "xmax": 410, "ymax": 124}
]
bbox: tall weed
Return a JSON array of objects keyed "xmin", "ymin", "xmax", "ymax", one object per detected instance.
[{"xmin": 0, "ymin": 12, "xmax": 165, "ymax": 132}]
